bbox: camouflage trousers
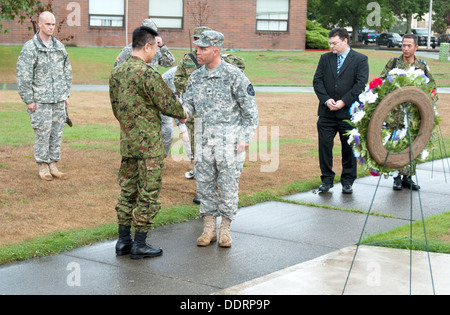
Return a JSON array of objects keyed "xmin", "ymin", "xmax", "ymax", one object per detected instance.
[
  {"xmin": 28, "ymin": 101, "xmax": 66, "ymax": 164},
  {"xmin": 195, "ymin": 138, "xmax": 245, "ymax": 221},
  {"xmin": 161, "ymin": 114, "xmax": 173, "ymax": 158},
  {"xmin": 115, "ymin": 156, "xmax": 164, "ymax": 232}
]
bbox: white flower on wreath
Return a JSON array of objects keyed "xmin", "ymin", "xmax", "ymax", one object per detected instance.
[
  {"xmin": 383, "ymin": 133, "xmax": 391, "ymax": 145},
  {"xmin": 359, "ymin": 90, "xmax": 378, "ymax": 104},
  {"xmin": 406, "ymin": 67, "xmax": 423, "ymax": 77},
  {"xmin": 388, "ymin": 68, "xmax": 407, "ymax": 76},
  {"xmin": 421, "ymin": 150, "xmax": 429, "ymax": 160},
  {"xmin": 351, "ymin": 110, "xmax": 366, "ymax": 124},
  {"xmin": 347, "ymin": 128, "xmax": 361, "ymax": 145},
  {"xmin": 406, "ymin": 68, "xmax": 430, "ymax": 84}
]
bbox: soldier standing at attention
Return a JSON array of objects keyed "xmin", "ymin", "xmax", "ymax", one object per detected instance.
[
  {"xmin": 110, "ymin": 26, "xmax": 188, "ymax": 259},
  {"xmin": 379, "ymin": 33, "xmax": 437, "ymax": 191},
  {"xmin": 182, "ymin": 31, "xmax": 259, "ymax": 248},
  {"xmin": 16, "ymin": 11, "xmax": 72, "ymax": 181}
]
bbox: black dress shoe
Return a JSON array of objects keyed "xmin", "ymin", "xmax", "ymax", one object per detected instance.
[
  {"xmin": 318, "ymin": 183, "xmax": 333, "ymax": 193},
  {"xmin": 402, "ymin": 176, "xmax": 420, "ymax": 190},
  {"xmin": 393, "ymin": 176, "xmax": 403, "ymax": 191},
  {"xmin": 342, "ymin": 184, "xmax": 353, "ymax": 194}
]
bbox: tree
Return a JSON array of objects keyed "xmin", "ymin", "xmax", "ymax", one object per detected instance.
[
  {"xmin": 386, "ymin": 0, "xmax": 429, "ymax": 33},
  {"xmin": 186, "ymin": 0, "xmax": 211, "ymax": 27},
  {"xmin": 0, "ymin": 0, "xmax": 73, "ymax": 41},
  {"xmin": 432, "ymin": 0, "xmax": 450, "ymax": 34},
  {"xmin": 0, "ymin": 0, "xmax": 43, "ymax": 33},
  {"xmin": 312, "ymin": 0, "xmax": 395, "ymax": 43}
]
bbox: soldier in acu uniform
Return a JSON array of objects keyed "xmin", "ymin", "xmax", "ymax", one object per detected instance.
[
  {"xmin": 174, "ymin": 27, "xmax": 246, "ymax": 206},
  {"xmin": 110, "ymin": 26, "xmax": 188, "ymax": 259},
  {"xmin": 174, "ymin": 26, "xmax": 212, "ymax": 190},
  {"xmin": 380, "ymin": 34, "xmax": 437, "ymax": 191},
  {"xmin": 16, "ymin": 11, "xmax": 72, "ymax": 181},
  {"xmin": 182, "ymin": 31, "xmax": 258, "ymax": 248}
]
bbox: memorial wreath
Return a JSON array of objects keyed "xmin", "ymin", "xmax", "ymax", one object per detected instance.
[{"xmin": 346, "ymin": 68, "xmax": 440, "ymax": 177}]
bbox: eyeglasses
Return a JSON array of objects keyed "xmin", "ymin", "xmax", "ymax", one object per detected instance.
[{"xmin": 329, "ymin": 41, "xmax": 342, "ymax": 46}]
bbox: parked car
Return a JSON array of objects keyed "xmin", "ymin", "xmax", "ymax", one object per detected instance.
[
  {"xmin": 376, "ymin": 32, "xmax": 402, "ymax": 48},
  {"xmin": 438, "ymin": 34, "xmax": 450, "ymax": 46},
  {"xmin": 359, "ymin": 29, "xmax": 379, "ymax": 44},
  {"xmin": 411, "ymin": 28, "xmax": 437, "ymax": 48}
]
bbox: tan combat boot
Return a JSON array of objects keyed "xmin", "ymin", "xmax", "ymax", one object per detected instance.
[
  {"xmin": 39, "ymin": 163, "xmax": 53, "ymax": 181},
  {"xmin": 48, "ymin": 162, "xmax": 68, "ymax": 179},
  {"xmin": 219, "ymin": 216, "xmax": 232, "ymax": 248},
  {"xmin": 197, "ymin": 215, "xmax": 217, "ymax": 246}
]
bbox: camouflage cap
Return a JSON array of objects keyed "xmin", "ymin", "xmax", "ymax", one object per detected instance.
[
  {"xmin": 141, "ymin": 19, "xmax": 157, "ymax": 31},
  {"xmin": 222, "ymin": 54, "xmax": 246, "ymax": 71},
  {"xmin": 193, "ymin": 30, "xmax": 224, "ymax": 48},
  {"xmin": 192, "ymin": 26, "xmax": 211, "ymax": 38}
]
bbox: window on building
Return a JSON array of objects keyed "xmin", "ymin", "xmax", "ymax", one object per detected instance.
[
  {"xmin": 149, "ymin": 0, "xmax": 183, "ymax": 29},
  {"xmin": 89, "ymin": 0, "xmax": 125, "ymax": 27},
  {"xmin": 256, "ymin": 0, "xmax": 289, "ymax": 32}
]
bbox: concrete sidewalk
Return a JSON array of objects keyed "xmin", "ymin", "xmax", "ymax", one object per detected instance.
[{"xmin": 0, "ymin": 160, "xmax": 449, "ymax": 295}]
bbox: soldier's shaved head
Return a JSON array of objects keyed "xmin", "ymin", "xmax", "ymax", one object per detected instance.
[{"xmin": 39, "ymin": 11, "xmax": 55, "ymax": 23}]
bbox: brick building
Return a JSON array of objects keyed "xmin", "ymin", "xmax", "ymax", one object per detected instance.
[{"xmin": 0, "ymin": 0, "xmax": 306, "ymax": 50}]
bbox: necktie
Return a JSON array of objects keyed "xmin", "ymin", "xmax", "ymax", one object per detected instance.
[{"xmin": 337, "ymin": 54, "xmax": 343, "ymax": 74}]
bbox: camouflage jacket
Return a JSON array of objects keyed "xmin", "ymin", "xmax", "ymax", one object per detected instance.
[
  {"xmin": 174, "ymin": 51, "xmax": 246, "ymax": 94},
  {"xmin": 16, "ymin": 32, "xmax": 72, "ymax": 105},
  {"xmin": 113, "ymin": 43, "xmax": 175, "ymax": 70},
  {"xmin": 183, "ymin": 60, "xmax": 258, "ymax": 144},
  {"xmin": 174, "ymin": 51, "xmax": 199, "ymax": 94},
  {"xmin": 110, "ymin": 56, "xmax": 186, "ymax": 158},
  {"xmin": 380, "ymin": 54, "xmax": 437, "ymax": 90}
]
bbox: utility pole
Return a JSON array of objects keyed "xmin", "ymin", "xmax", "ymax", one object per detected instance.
[{"xmin": 427, "ymin": 0, "xmax": 433, "ymax": 49}]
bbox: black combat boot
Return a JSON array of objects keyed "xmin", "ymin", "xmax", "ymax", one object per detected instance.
[
  {"xmin": 115, "ymin": 225, "xmax": 133, "ymax": 256},
  {"xmin": 130, "ymin": 231, "xmax": 163, "ymax": 260},
  {"xmin": 402, "ymin": 175, "xmax": 420, "ymax": 190},
  {"xmin": 393, "ymin": 175, "xmax": 403, "ymax": 191}
]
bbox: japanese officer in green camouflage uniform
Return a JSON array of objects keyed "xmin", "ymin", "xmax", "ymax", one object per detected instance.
[
  {"xmin": 182, "ymin": 31, "xmax": 258, "ymax": 248},
  {"xmin": 110, "ymin": 26, "xmax": 188, "ymax": 259},
  {"xmin": 16, "ymin": 11, "xmax": 72, "ymax": 181},
  {"xmin": 114, "ymin": 19, "xmax": 175, "ymax": 159},
  {"xmin": 380, "ymin": 33, "xmax": 437, "ymax": 192}
]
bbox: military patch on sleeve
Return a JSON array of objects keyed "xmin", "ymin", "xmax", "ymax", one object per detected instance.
[
  {"xmin": 116, "ymin": 56, "xmax": 121, "ymax": 63},
  {"xmin": 247, "ymin": 84, "xmax": 255, "ymax": 96},
  {"xmin": 422, "ymin": 60, "xmax": 430, "ymax": 72}
]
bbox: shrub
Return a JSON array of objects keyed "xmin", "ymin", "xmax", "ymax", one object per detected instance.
[{"xmin": 306, "ymin": 20, "xmax": 330, "ymax": 49}]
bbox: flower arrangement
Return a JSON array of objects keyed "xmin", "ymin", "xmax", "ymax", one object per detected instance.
[{"xmin": 346, "ymin": 68, "xmax": 440, "ymax": 177}]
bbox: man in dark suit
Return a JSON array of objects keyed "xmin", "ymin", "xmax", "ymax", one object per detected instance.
[{"xmin": 313, "ymin": 28, "xmax": 369, "ymax": 194}]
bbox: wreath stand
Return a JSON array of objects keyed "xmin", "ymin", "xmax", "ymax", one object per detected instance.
[{"xmin": 342, "ymin": 87, "xmax": 447, "ymax": 295}]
